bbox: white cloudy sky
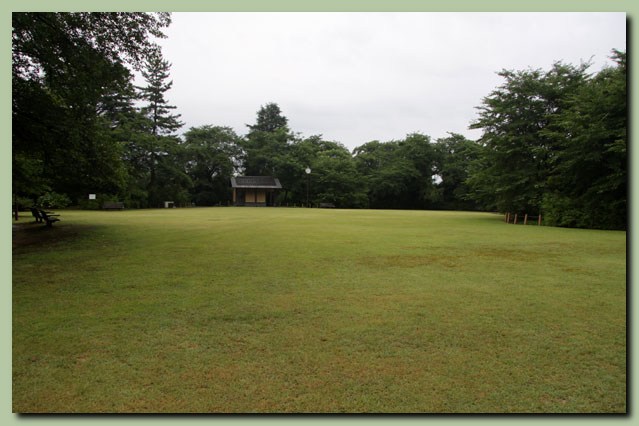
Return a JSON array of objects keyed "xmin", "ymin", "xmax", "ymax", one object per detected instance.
[{"xmin": 152, "ymin": 12, "xmax": 626, "ymax": 150}]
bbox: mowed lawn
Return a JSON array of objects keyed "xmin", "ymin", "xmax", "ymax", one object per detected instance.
[{"xmin": 12, "ymin": 208, "xmax": 626, "ymax": 413}]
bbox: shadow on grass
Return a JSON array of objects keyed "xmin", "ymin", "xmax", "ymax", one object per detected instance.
[{"xmin": 12, "ymin": 220, "xmax": 98, "ymax": 252}]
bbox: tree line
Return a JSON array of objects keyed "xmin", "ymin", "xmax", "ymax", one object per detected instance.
[{"xmin": 12, "ymin": 12, "xmax": 626, "ymax": 230}]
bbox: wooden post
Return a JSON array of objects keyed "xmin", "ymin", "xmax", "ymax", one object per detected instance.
[
  {"xmin": 524, "ymin": 214, "xmax": 528, "ymax": 225},
  {"xmin": 538, "ymin": 214, "xmax": 542, "ymax": 226},
  {"xmin": 514, "ymin": 214, "xmax": 518, "ymax": 225}
]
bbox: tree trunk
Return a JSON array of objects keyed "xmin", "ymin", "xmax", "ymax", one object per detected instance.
[{"xmin": 13, "ymin": 193, "xmax": 19, "ymax": 221}]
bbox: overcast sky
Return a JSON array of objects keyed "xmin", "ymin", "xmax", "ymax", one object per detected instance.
[{"xmin": 152, "ymin": 12, "xmax": 626, "ymax": 150}]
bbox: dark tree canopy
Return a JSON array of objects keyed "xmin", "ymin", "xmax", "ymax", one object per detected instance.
[
  {"xmin": 247, "ymin": 102, "xmax": 289, "ymax": 133},
  {"xmin": 353, "ymin": 133, "xmax": 440, "ymax": 210},
  {"xmin": 183, "ymin": 125, "xmax": 242, "ymax": 206},
  {"xmin": 12, "ymin": 12, "xmax": 172, "ymax": 204},
  {"xmin": 467, "ymin": 51, "xmax": 626, "ymax": 229},
  {"xmin": 433, "ymin": 133, "xmax": 483, "ymax": 211},
  {"xmin": 542, "ymin": 50, "xmax": 627, "ymax": 229},
  {"xmin": 467, "ymin": 62, "xmax": 590, "ymax": 215},
  {"xmin": 12, "ymin": 13, "xmax": 171, "ymax": 80},
  {"xmin": 242, "ymin": 103, "xmax": 292, "ymax": 176}
]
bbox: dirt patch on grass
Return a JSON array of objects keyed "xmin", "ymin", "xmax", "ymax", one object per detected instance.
[
  {"xmin": 360, "ymin": 247, "xmax": 551, "ymax": 270},
  {"xmin": 471, "ymin": 247, "xmax": 546, "ymax": 262},
  {"xmin": 359, "ymin": 254, "xmax": 461, "ymax": 269}
]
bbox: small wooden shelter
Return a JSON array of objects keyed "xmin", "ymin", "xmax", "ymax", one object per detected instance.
[{"xmin": 230, "ymin": 176, "xmax": 282, "ymax": 206}]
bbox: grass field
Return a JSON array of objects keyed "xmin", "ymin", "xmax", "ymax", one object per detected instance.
[{"xmin": 12, "ymin": 207, "xmax": 626, "ymax": 413}]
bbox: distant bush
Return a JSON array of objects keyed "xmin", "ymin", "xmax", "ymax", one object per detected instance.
[
  {"xmin": 194, "ymin": 191, "xmax": 219, "ymax": 206},
  {"xmin": 36, "ymin": 192, "xmax": 71, "ymax": 209},
  {"xmin": 13, "ymin": 196, "xmax": 35, "ymax": 211},
  {"xmin": 542, "ymin": 192, "xmax": 625, "ymax": 230}
]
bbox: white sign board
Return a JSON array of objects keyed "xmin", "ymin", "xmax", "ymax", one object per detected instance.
[{"xmin": 89, "ymin": 194, "xmax": 96, "ymax": 200}]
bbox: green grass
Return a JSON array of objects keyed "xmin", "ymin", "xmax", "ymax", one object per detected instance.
[{"xmin": 12, "ymin": 208, "xmax": 626, "ymax": 413}]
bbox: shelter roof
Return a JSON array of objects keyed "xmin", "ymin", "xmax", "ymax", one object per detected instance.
[{"xmin": 230, "ymin": 176, "xmax": 282, "ymax": 189}]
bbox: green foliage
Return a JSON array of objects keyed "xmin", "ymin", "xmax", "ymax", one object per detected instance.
[
  {"xmin": 467, "ymin": 52, "xmax": 627, "ymax": 229},
  {"xmin": 36, "ymin": 191, "xmax": 71, "ymax": 209},
  {"xmin": 183, "ymin": 126, "xmax": 242, "ymax": 206},
  {"xmin": 292, "ymin": 137, "xmax": 368, "ymax": 208},
  {"xmin": 132, "ymin": 49, "xmax": 188, "ymax": 207},
  {"xmin": 241, "ymin": 127, "xmax": 291, "ymax": 176},
  {"xmin": 247, "ymin": 102, "xmax": 289, "ymax": 134},
  {"xmin": 468, "ymin": 62, "xmax": 590, "ymax": 215},
  {"xmin": 541, "ymin": 193, "xmax": 586, "ymax": 228},
  {"xmin": 13, "ymin": 196, "xmax": 37, "ymax": 211},
  {"xmin": 353, "ymin": 134, "xmax": 440, "ymax": 209},
  {"xmin": 12, "ymin": 152, "xmax": 50, "ymax": 199},
  {"xmin": 241, "ymin": 105, "xmax": 370, "ymax": 208},
  {"xmin": 541, "ymin": 51, "xmax": 626, "ymax": 230},
  {"xmin": 137, "ymin": 48, "xmax": 184, "ymax": 137},
  {"xmin": 12, "ymin": 13, "xmax": 170, "ymax": 80},
  {"xmin": 147, "ymin": 137, "xmax": 193, "ymax": 207},
  {"xmin": 12, "ymin": 12, "xmax": 171, "ymax": 204},
  {"xmin": 354, "ymin": 140, "xmax": 404, "ymax": 208},
  {"xmin": 433, "ymin": 133, "xmax": 483, "ymax": 210}
]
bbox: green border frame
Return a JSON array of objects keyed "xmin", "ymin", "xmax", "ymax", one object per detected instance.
[
  {"xmin": 3, "ymin": 0, "xmax": 636, "ymax": 12},
  {"xmin": 3, "ymin": 0, "xmax": 635, "ymax": 423}
]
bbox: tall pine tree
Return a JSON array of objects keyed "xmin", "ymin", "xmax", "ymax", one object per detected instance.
[
  {"xmin": 246, "ymin": 102, "xmax": 288, "ymax": 134},
  {"xmin": 135, "ymin": 48, "xmax": 187, "ymax": 207},
  {"xmin": 242, "ymin": 103, "xmax": 291, "ymax": 176},
  {"xmin": 138, "ymin": 48, "xmax": 183, "ymax": 137}
]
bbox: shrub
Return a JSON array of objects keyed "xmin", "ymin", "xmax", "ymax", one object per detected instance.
[
  {"xmin": 36, "ymin": 192, "xmax": 71, "ymax": 209},
  {"xmin": 13, "ymin": 195, "xmax": 36, "ymax": 211}
]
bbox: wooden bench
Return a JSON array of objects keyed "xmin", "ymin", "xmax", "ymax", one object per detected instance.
[
  {"xmin": 102, "ymin": 202, "xmax": 125, "ymax": 210},
  {"xmin": 38, "ymin": 209, "xmax": 61, "ymax": 227},
  {"xmin": 30, "ymin": 207, "xmax": 44, "ymax": 223}
]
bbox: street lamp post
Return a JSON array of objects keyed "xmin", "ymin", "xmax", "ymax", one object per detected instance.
[{"xmin": 305, "ymin": 167, "xmax": 311, "ymax": 208}]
